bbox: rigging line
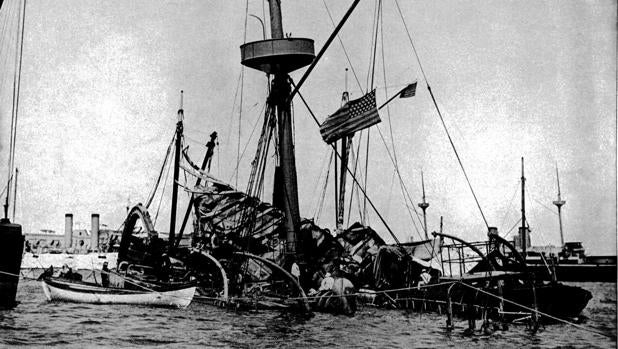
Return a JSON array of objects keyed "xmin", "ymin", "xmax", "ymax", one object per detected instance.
[
  {"xmin": 393, "ymin": 0, "xmax": 428, "ymax": 83},
  {"xmin": 223, "ymin": 72, "xmax": 242, "ymax": 167},
  {"xmin": 0, "ymin": 0, "xmax": 18, "ymax": 87},
  {"xmin": 503, "ymin": 217, "xmax": 522, "ymax": 239},
  {"xmin": 345, "ymin": 139, "xmax": 360, "ymax": 227},
  {"xmin": 378, "ymin": 4, "xmax": 421, "ymax": 236},
  {"xmin": 311, "ymin": 147, "xmax": 332, "ymax": 218},
  {"xmin": 362, "ymin": 0, "xmax": 382, "ymax": 225},
  {"xmin": 0, "ymin": 172, "xmax": 13, "ymax": 199},
  {"xmin": 321, "ymin": 0, "xmax": 363, "ymax": 94},
  {"xmin": 315, "ymin": 150, "xmax": 334, "ymax": 223},
  {"xmin": 531, "ymin": 194, "xmax": 559, "ymax": 217},
  {"xmin": 5, "ymin": 0, "xmax": 21, "ymax": 195},
  {"xmin": 499, "ymin": 181, "xmax": 521, "ymax": 230},
  {"xmin": 145, "ymin": 133, "xmax": 175, "ymax": 209},
  {"xmin": 456, "ymin": 281, "xmax": 616, "ymax": 340},
  {"xmin": 288, "ymin": 0, "xmax": 361, "ymax": 103},
  {"xmin": 394, "ymin": 0, "xmax": 489, "ymax": 229},
  {"xmin": 153, "ymin": 149, "xmax": 173, "ymax": 227},
  {"xmin": 0, "ymin": 1, "xmax": 17, "ymax": 93},
  {"xmin": 382, "ymin": 169, "xmax": 396, "ymax": 220},
  {"xmin": 365, "ymin": 0, "xmax": 379, "ymax": 91},
  {"xmin": 228, "ymin": 102, "xmax": 266, "ymax": 185},
  {"xmin": 369, "ymin": 0, "xmax": 381, "ymax": 90},
  {"xmin": 7, "ymin": 0, "xmax": 23, "ymax": 173},
  {"xmin": 292, "ymin": 83, "xmax": 400, "ymax": 244},
  {"xmin": 5, "ymin": 0, "xmax": 25, "ymax": 212},
  {"xmin": 362, "ymin": 127, "xmax": 370, "ymax": 225},
  {"xmin": 11, "ymin": 0, "xmax": 25, "ymax": 172},
  {"xmin": 379, "ymin": 6, "xmax": 398, "ymax": 169},
  {"xmin": 236, "ymin": 0, "xmax": 249, "ymax": 189},
  {"xmin": 374, "ymin": 125, "xmax": 423, "ymax": 235}
]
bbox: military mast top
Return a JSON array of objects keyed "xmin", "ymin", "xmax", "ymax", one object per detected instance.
[
  {"xmin": 418, "ymin": 171, "xmax": 430, "ymax": 240},
  {"xmin": 240, "ymin": 0, "xmax": 315, "ymax": 257},
  {"xmin": 553, "ymin": 167, "xmax": 566, "ymax": 247}
]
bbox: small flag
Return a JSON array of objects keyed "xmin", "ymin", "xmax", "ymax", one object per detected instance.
[
  {"xmin": 399, "ymin": 82, "xmax": 417, "ymax": 98},
  {"xmin": 320, "ymin": 90, "xmax": 380, "ymax": 144}
]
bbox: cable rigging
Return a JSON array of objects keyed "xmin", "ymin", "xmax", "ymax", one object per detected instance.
[{"xmin": 393, "ymin": 0, "xmax": 490, "ymax": 230}]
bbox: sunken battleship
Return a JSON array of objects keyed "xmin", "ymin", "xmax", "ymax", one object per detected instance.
[{"xmin": 112, "ymin": 0, "xmax": 592, "ymax": 328}]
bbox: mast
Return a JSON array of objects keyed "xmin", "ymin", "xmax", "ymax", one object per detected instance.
[
  {"xmin": 270, "ymin": 1, "xmax": 300, "ymax": 257},
  {"xmin": 553, "ymin": 167, "xmax": 566, "ymax": 247},
  {"xmin": 418, "ymin": 171, "xmax": 429, "ymax": 239},
  {"xmin": 241, "ymin": 0, "xmax": 315, "ymax": 259},
  {"xmin": 176, "ymin": 131, "xmax": 218, "ymax": 247},
  {"xmin": 336, "ymin": 75, "xmax": 350, "ymax": 230},
  {"xmin": 168, "ymin": 91, "xmax": 184, "ymax": 253},
  {"xmin": 520, "ymin": 157, "xmax": 528, "ymax": 256},
  {"xmin": 11, "ymin": 168, "xmax": 17, "ymax": 220}
]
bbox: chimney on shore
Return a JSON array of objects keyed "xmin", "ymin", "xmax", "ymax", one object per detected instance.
[
  {"xmin": 91, "ymin": 213, "xmax": 99, "ymax": 251},
  {"xmin": 64, "ymin": 213, "xmax": 73, "ymax": 249}
]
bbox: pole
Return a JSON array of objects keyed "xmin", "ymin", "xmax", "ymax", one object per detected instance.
[
  {"xmin": 267, "ymin": 0, "xmax": 301, "ymax": 257},
  {"xmin": 168, "ymin": 91, "xmax": 184, "ymax": 254},
  {"xmin": 176, "ymin": 132, "xmax": 218, "ymax": 247},
  {"xmin": 11, "ymin": 168, "xmax": 17, "ymax": 221},
  {"xmin": 553, "ymin": 167, "xmax": 566, "ymax": 247},
  {"xmin": 521, "ymin": 157, "xmax": 527, "ymax": 256},
  {"xmin": 418, "ymin": 170, "xmax": 429, "ymax": 239},
  {"xmin": 287, "ymin": 0, "xmax": 361, "ymax": 102}
]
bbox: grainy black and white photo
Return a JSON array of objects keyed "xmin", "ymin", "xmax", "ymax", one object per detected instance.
[{"xmin": 0, "ymin": 0, "xmax": 616, "ymax": 347}]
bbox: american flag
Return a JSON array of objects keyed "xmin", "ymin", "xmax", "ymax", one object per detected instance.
[
  {"xmin": 399, "ymin": 81, "xmax": 417, "ymax": 98},
  {"xmin": 319, "ymin": 90, "xmax": 380, "ymax": 144}
]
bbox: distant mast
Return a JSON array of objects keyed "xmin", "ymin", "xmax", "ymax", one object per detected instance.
[
  {"xmin": 553, "ymin": 167, "xmax": 566, "ymax": 247},
  {"xmin": 520, "ymin": 157, "xmax": 528, "ymax": 256},
  {"xmin": 417, "ymin": 171, "xmax": 429, "ymax": 240},
  {"xmin": 168, "ymin": 91, "xmax": 184, "ymax": 254}
]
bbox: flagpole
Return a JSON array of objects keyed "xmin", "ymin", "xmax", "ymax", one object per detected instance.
[{"xmin": 377, "ymin": 83, "xmax": 414, "ymax": 111}]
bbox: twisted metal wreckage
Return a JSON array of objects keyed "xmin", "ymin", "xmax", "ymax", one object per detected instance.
[{"xmin": 113, "ymin": 0, "xmax": 593, "ymax": 336}]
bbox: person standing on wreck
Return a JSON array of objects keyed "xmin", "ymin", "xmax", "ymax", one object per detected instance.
[
  {"xmin": 291, "ymin": 259, "xmax": 301, "ymax": 282},
  {"xmin": 417, "ymin": 268, "xmax": 431, "ymax": 289},
  {"xmin": 101, "ymin": 262, "xmax": 110, "ymax": 287}
]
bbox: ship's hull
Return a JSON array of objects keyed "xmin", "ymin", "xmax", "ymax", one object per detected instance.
[
  {"xmin": 0, "ymin": 221, "xmax": 24, "ymax": 309},
  {"xmin": 526, "ymin": 263, "xmax": 617, "ymax": 283}
]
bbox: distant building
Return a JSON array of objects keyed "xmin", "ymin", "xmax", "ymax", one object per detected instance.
[{"xmin": 24, "ymin": 228, "xmax": 122, "ymax": 253}]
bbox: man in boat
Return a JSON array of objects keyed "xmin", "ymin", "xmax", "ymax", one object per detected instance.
[
  {"xmin": 101, "ymin": 262, "xmax": 110, "ymax": 287},
  {"xmin": 59, "ymin": 264, "xmax": 82, "ymax": 281}
]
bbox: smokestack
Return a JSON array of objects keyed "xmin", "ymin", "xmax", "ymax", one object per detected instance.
[
  {"xmin": 64, "ymin": 213, "xmax": 73, "ymax": 249},
  {"xmin": 91, "ymin": 213, "xmax": 99, "ymax": 251}
]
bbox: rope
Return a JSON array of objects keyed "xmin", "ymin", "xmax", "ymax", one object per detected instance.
[
  {"xmin": 145, "ymin": 133, "xmax": 175, "ymax": 209},
  {"xmin": 456, "ymin": 281, "xmax": 615, "ymax": 339},
  {"xmin": 153, "ymin": 152, "xmax": 173, "ymax": 227},
  {"xmin": 394, "ymin": 0, "xmax": 489, "ymax": 230},
  {"xmin": 286, "ymin": 280, "xmax": 458, "ymax": 301},
  {"xmin": 375, "ymin": 125, "xmax": 424, "ymax": 237},
  {"xmin": 321, "ymin": 0, "xmax": 363, "ymax": 94},
  {"xmin": 292, "ymin": 82, "xmax": 400, "ymax": 244},
  {"xmin": 227, "ymin": 103, "xmax": 266, "ymax": 185},
  {"xmin": 314, "ymin": 150, "xmax": 334, "ymax": 223}
]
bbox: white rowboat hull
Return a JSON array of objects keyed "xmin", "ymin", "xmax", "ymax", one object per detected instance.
[{"xmin": 41, "ymin": 280, "xmax": 195, "ymax": 308}]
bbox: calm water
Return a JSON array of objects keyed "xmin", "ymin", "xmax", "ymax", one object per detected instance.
[{"xmin": 1, "ymin": 280, "xmax": 616, "ymax": 348}]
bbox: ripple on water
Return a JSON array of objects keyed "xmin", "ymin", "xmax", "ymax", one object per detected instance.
[{"xmin": 1, "ymin": 280, "xmax": 616, "ymax": 348}]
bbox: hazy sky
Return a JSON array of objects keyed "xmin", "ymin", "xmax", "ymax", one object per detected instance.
[{"xmin": 0, "ymin": 0, "xmax": 615, "ymax": 254}]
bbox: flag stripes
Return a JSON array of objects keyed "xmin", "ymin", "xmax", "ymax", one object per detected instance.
[{"xmin": 320, "ymin": 90, "xmax": 380, "ymax": 144}]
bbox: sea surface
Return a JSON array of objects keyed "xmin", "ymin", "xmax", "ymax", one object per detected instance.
[{"xmin": 1, "ymin": 280, "xmax": 616, "ymax": 348}]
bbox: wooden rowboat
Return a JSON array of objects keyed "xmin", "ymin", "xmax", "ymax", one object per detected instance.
[{"xmin": 41, "ymin": 277, "xmax": 196, "ymax": 308}]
